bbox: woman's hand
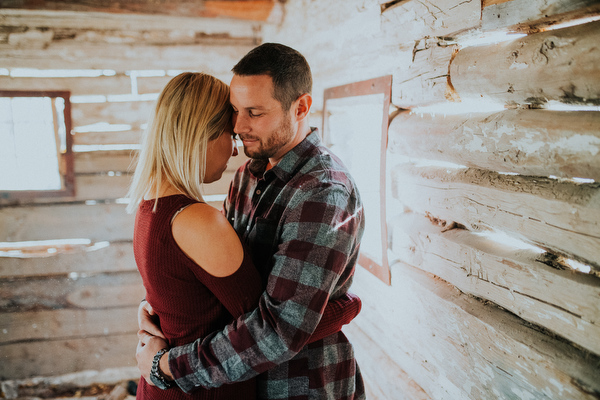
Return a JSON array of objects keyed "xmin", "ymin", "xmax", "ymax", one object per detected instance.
[
  {"xmin": 138, "ymin": 300, "xmax": 166, "ymax": 339},
  {"xmin": 136, "ymin": 330, "xmax": 171, "ymax": 384}
]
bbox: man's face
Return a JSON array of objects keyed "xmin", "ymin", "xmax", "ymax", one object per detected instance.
[{"xmin": 230, "ymin": 74, "xmax": 296, "ymax": 163}]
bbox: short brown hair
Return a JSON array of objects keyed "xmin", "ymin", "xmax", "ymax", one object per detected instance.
[{"xmin": 232, "ymin": 42, "xmax": 312, "ymax": 111}]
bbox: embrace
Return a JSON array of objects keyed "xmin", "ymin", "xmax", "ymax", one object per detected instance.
[{"xmin": 126, "ymin": 43, "xmax": 366, "ymax": 400}]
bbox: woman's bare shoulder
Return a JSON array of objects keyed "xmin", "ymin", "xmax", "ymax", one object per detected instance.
[{"xmin": 171, "ymin": 203, "xmax": 244, "ymax": 277}]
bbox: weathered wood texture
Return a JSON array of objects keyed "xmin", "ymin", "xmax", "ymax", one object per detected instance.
[
  {"xmin": 0, "ymin": 242, "xmax": 135, "ymax": 278},
  {"xmin": 389, "ymin": 110, "xmax": 600, "ymax": 181},
  {"xmin": 450, "ymin": 20, "xmax": 600, "ymax": 107},
  {"xmin": 0, "ymin": 0, "xmax": 276, "ymax": 21},
  {"xmin": 265, "ymin": 0, "xmax": 600, "ymax": 398},
  {"xmin": 0, "ymin": 271, "xmax": 143, "ymax": 379},
  {"xmin": 482, "ymin": 0, "xmax": 600, "ymax": 32},
  {"xmin": 389, "ymin": 213, "xmax": 600, "ymax": 355},
  {"xmin": 390, "ymin": 163, "xmax": 600, "ymax": 269},
  {"xmin": 348, "ymin": 264, "xmax": 600, "ymax": 399}
]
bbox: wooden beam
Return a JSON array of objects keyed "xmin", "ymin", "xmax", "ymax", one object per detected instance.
[
  {"xmin": 0, "ymin": 241, "xmax": 136, "ymax": 278},
  {"xmin": 482, "ymin": 0, "xmax": 600, "ymax": 32},
  {"xmin": 349, "ymin": 264, "xmax": 600, "ymax": 398},
  {"xmin": 1, "ymin": 0, "xmax": 276, "ymax": 21},
  {"xmin": 450, "ymin": 20, "xmax": 600, "ymax": 107},
  {"xmin": 390, "ymin": 213, "xmax": 600, "ymax": 355},
  {"xmin": 0, "ymin": 334, "xmax": 138, "ymax": 380},
  {"xmin": 390, "ymin": 164, "xmax": 600, "ymax": 267},
  {"xmin": 0, "ymin": 202, "xmax": 134, "ymax": 242},
  {"xmin": 388, "ymin": 110, "xmax": 600, "ymax": 181}
]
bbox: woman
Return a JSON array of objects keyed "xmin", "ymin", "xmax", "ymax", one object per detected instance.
[{"xmin": 127, "ymin": 73, "xmax": 360, "ymax": 399}]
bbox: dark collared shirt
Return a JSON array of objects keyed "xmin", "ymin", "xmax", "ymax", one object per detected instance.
[{"xmin": 169, "ymin": 129, "xmax": 366, "ymax": 399}]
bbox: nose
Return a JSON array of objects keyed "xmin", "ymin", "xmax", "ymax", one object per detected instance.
[{"xmin": 233, "ymin": 113, "xmax": 249, "ymax": 135}]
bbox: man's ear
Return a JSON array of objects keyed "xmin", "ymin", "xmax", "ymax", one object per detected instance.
[{"xmin": 294, "ymin": 93, "xmax": 312, "ymax": 120}]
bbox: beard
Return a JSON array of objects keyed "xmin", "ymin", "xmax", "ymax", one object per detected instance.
[{"xmin": 242, "ymin": 116, "xmax": 294, "ymax": 160}]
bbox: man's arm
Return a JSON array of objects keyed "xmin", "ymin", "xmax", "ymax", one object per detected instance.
[{"xmin": 166, "ymin": 182, "xmax": 363, "ymax": 393}]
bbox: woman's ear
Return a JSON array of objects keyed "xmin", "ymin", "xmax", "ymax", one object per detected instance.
[{"xmin": 294, "ymin": 93, "xmax": 312, "ymax": 121}]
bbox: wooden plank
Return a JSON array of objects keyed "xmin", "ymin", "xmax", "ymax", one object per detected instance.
[
  {"xmin": 74, "ymin": 130, "xmax": 143, "ymax": 146},
  {"xmin": 381, "ymin": 0, "xmax": 481, "ymax": 39},
  {"xmin": 349, "ymin": 263, "xmax": 600, "ymax": 398},
  {"xmin": 74, "ymin": 174, "xmax": 131, "ymax": 201},
  {"xmin": 392, "ymin": 39, "xmax": 459, "ymax": 108},
  {"xmin": 0, "ymin": 75, "xmax": 132, "ymax": 96},
  {"xmin": 74, "ymin": 150, "xmax": 136, "ymax": 174},
  {"xmin": 483, "ymin": 0, "xmax": 600, "ymax": 32},
  {"xmin": 0, "ymin": 334, "xmax": 138, "ymax": 380},
  {"xmin": 0, "ymin": 307, "xmax": 138, "ymax": 344},
  {"xmin": 390, "ymin": 213, "xmax": 600, "ymax": 355},
  {"xmin": 0, "ymin": 9, "xmax": 262, "ymax": 36},
  {"xmin": 71, "ymin": 101, "xmax": 155, "ymax": 129},
  {"xmin": 389, "ymin": 164, "xmax": 600, "ymax": 268},
  {"xmin": 0, "ymin": 175, "xmax": 133, "ymax": 205},
  {"xmin": 450, "ymin": 20, "xmax": 600, "ymax": 107},
  {"xmin": 0, "ymin": 241, "xmax": 136, "ymax": 278},
  {"xmin": 2, "ymin": 0, "xmax": 275, "ymax": 21},
  {"xmin": 0, "ymin": 271, "xmax": 144, "ymax": 313},
  {"xmin": 0, "ymin": 41, "xmax": 254, "ymax": 72},
  {"xmin": 0, "ymin": 202, "xmax": 134, "ymax": 242},
  {"xmin": 204, "ymin": 0, "xmax": 276, "ymax": 21},
  {"xmin": 388, "ymin": 110, "xmax": 600, "ymax": 181}
]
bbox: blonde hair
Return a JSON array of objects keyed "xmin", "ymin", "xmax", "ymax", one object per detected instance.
[{"xmin": 126, "ymin": 72, "xmax": 232, "ymax": 213}]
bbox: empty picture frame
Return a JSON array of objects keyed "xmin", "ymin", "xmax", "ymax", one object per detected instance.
[{"xmin": 322, "ymin": 75, "xmax": 392, "ymax": 285}]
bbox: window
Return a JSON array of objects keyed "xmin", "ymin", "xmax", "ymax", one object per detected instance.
[
  {"xmin": 322, "ymin": 76, "xmax": 393, "ymax": 284},
  {"xmin": 0, "ymin": 90, "xmax": 74, "ymax": 200}
]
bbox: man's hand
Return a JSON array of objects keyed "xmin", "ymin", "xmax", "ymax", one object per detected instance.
[
  {"xmin": 138, "ymin": 300, "xmax": 166, "ymax": 339},
  {"xmin": 136, "ymin": 330, "xmax": 170, "ymax": 384}
]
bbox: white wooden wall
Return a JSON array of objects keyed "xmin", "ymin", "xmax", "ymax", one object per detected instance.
[
  {"xmin": 0, "ymin": 9, "xmax": 255, "ymax": 381},
  {"xmin": 264, "ymin": 0, "xmax": 600, "ymax": 398}
]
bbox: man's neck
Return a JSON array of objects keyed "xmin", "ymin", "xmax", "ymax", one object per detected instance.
[{"xmin": 268, "ymin": 124, "xmax": 312, "ymax": 167}]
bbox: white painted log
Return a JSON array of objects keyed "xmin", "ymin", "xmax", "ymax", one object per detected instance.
[
  {"xmin": 388, "ymin": 109, "xmax": 600, "ymax": 181},
  {"xmin": 0, "ymin": 242, "xmax": 135, "ymax": 278},
  {"xmin": 381, "ymin": 0, "xmax": 481, "ymax": 39},
  {"xmin": 389, "ymin": 212, "xmax": 600, "ymax": 355},
  {"xmin": 389, "ymin": 164, "xmax": 600, "ymax": 266},
  {"xmin": 392, "ymin": 40, "xmax": 458, "ymax": 108},
  {"xmin": 450, "ymin": 20, "xmax": 600, "ymax": 107},
  {"xmin": 0, "ymin": 203, "xmax": 134, "ymax": 242},
  {"xmin": 349, "ymin": 264, "xmax": 600, "ymax": 399},
  {"xmin": 483, "ymin": 0, "xmax": 600, "ymax": 32}
]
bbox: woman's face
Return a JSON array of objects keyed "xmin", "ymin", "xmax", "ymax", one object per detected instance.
[{"xmin": 204, "ymin": 126, "xmax": 239, "ymax": 184}]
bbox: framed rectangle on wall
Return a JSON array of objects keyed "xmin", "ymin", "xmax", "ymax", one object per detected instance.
[{"xmin": 322, "ymin": 75, "xmax": 393, "ymax": 285}]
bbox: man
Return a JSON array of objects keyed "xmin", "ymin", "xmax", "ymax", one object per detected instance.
[{"xmin": 137, "ymin": 42, "xmax": 366, "ymax": 399}]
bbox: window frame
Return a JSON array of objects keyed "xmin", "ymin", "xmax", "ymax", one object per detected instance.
[{"xmin": 0, "ymin": 90, "xmax": 75, "ymax": 200}]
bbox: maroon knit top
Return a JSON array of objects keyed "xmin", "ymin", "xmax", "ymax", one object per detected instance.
[{"xmin": 134, "ymin": 194, "xmax": 262, "ymax": 400}]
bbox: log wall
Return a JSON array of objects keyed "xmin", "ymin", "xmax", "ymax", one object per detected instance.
[
  {"xmin": 2, "ymin": 1, "xmax": 600, "ymax": 398},
  {"xmin": 0, "ymin": 9, "xmax": 255, "ymax": 381},
  {"xmin": 263, "ymin": 0, "xmax": 600, "ymax": 398}
]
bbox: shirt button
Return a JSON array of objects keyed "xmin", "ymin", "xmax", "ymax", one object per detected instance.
[{"xmin": 256, "ymin": 189, "xmax": 261, "ymax": 195}]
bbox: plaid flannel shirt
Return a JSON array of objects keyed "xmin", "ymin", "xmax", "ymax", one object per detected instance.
[{"xmin": 168, "ymin": 129, "xmax": 366, "ymax": 399}]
